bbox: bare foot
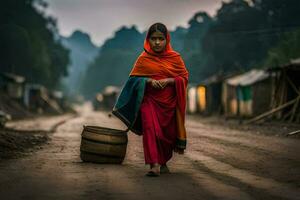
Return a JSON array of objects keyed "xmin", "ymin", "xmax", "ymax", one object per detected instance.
[{"xmin": 146, "ymin": 163, "xmax": 160, "ymax": 177}]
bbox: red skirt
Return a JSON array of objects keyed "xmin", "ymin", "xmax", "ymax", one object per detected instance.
[{"xmin": 140, "ymin": 77, "xmax": 178, "ymax": 165}]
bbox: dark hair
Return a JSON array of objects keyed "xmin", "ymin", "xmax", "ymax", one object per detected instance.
[{"xmin": 146, "ymin": 23, "xmax": 168, "ymax": 39}]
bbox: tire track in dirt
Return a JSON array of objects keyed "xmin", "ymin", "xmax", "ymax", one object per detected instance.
[
  {"xmin": 189, "ymin": 158, "xmax": 293, "ymax": 200},
  {"xmin": 187, "ymin": 124, "xmax": 300, "ymax": 160},
  {"xmin": 190, "ymin": 133, "xmax": 300, "ymax": 171},
  {"xmin": 187, "ymin": 134, "xmax": 300, "ymax": 186},
  {"xmin": 187, "ymin": 129, "xmax": 300, "ymax": 163},
  {"xmin": 186, "ymin": 152, "xmax": 300, "ymax": 200},
  {"xmin": 172, "ymin": 157, "xmax": 254, "ymax": 200}
]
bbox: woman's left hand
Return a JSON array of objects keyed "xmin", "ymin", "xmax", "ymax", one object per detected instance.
[{"xmin": 158, "ymin": 78, "xmax": 174, "ymax": 89}]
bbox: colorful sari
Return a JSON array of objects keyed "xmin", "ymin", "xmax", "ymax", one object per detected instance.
[{"xmin": 113, "ymin": 29, "xmax": 188, "ymax": 165}]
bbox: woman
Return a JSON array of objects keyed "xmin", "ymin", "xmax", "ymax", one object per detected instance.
[{"xmin": 113, "ymin": 22, "xmax": 188, "ymax": 177}]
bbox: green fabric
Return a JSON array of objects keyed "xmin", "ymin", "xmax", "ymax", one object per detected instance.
[
  {"xmin": 112, "ymin": 76, "xmax": 148, "ymax": 135},
  {"xmin": 237, "ymin": 86, "xmax": 252, "ymax": 101}
]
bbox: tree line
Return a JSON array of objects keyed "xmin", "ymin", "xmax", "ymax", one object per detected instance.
[{"xmin": 0, "ymin": 0, "xmax": 70, "ymax": 89}]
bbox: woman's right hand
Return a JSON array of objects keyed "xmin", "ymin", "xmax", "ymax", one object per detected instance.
[{"xmin": 148, "ymin": 78, "xmax": 163, "ymax": 89}]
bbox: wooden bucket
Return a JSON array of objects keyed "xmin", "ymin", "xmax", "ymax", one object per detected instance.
[{"xmin": 80, "ymin": 125, "xmax": 128, "ymax": 164}]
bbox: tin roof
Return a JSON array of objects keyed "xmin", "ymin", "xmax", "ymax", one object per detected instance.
[{"xmin": 226, "ymin": 69, "xmax": 269, "ymax": 86}]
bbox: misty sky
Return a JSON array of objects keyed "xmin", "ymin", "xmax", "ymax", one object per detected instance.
[{"xmin": 44, "ymin": 0, "xmax": 228, "ymax": 46}]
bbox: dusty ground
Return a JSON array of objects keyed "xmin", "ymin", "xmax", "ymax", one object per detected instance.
[
  {"xmin": 0, "ymin": 114, "xmax": 76, "ymax": 160},
  {"xmin": 0, "ymin": 103, "xmax": 299, "ymax": 200},
  {"xmin": 188, "ymin": 114, "xmax": 300, "ymax": 139},
  {"xmin": 0, "ymin": 128, "xmax": 48, "ymax": 159}
]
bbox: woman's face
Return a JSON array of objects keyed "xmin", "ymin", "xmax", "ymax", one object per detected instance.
[{"xmin": 149, "ymin": 31, "xmax": 167, "ymax": 53}]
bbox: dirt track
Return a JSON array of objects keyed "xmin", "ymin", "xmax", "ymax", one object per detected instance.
[{"xmin": 0, "ymin": 103, "xmax": 299, "ymax": 200}]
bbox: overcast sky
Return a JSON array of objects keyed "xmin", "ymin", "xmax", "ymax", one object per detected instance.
[{"xmin": 44, "ymin": 0, "xmax": 228, "ymax": 46}]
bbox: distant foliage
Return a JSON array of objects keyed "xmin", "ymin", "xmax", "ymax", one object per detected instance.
[
  {"xmin": 61, "ymin": 30, "xmax": 98, "ymax": 96},
  {"xmin": 80, "ymin": 26, "xmax": 144, "ymax": 99},
  {"xmin": 0, "ymin": 0, "xmax": 70, "ymax": 89},
  {"xmin": 264, "ymin": 29, "xmax": 300, "ymax": 67},
  {"xmin": 181, "ymin": 12, "xmax": 214, "ymax": 82}
]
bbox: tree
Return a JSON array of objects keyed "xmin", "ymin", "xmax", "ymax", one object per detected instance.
[
  {"xmin": 0, "ymin": 0, "xmax": 70, "ymax": 89},
  {"xmin": 80, "ymin": 26, "xmax": 144, "ymax": 99},
  {"xmin": 181, "ymin": 12, "xmax": 213, "ymax": 82},
  {"xmin": 264, "ymin": 29, "xmax": 300, "ymax": 67}
]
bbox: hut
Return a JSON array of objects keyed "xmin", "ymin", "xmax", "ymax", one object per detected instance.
[
  {"xmin": 253, "ymin": 58, "xmax": 300, "ymax": 123},
  {"xmin": 0, "ymin": 73, "xmax": 25, "ymax": 99},
  {"xmin": 222, "ymin": 69, "xmax": 274, "ymax": 118},
  {"xmin": 24, "ymin": 84, "xmax": 63, "ymax": 114},
  {"xmin": 196, "ymin": 75, "xmax": 223, "ymax": 115},
  {"xmin": 24, "ymin": 84, "xmax": 47, "ymax": 111},
  {"xmin": 102, "ymin": 86, "xmax": 120, "ymax": 110}
]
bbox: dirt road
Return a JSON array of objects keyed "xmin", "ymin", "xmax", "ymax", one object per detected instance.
[{"xmin": 0, "ymin": 103, "xmax": 299, "ymax": 200}]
